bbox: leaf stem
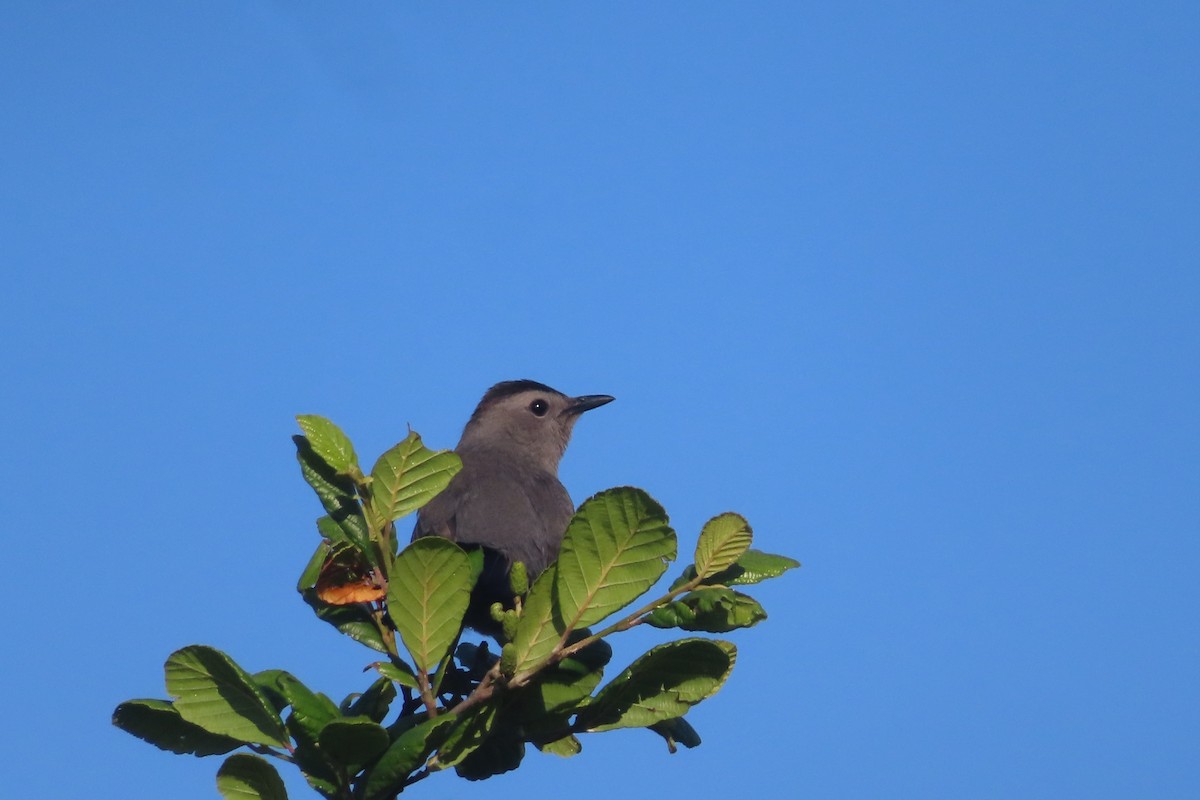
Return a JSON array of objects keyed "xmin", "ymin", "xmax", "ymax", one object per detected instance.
[
  {"xmin": 448, "ymin": 663, "xmax": 502, "ymax": 718},
  {"xmin": 246, "ymin": 744, "xmax": 296, "ymax": 763}
]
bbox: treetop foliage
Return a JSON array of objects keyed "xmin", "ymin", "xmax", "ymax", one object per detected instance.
[{"xmin": 114, "ymin": 416, "xmax": 799, "ymax": 798}]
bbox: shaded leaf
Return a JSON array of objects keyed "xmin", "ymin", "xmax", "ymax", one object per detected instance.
[
  {"xmin": 319, "ymin": 717, "xmax": 389, "ymax": 774},
  {"xmin": 694, "ymin": 512, "xmax": 753, "ymax": 579},
  {"xmin": 250, "ymin": 670, "xmax": 292, "ymax": 714},
  {"xmin": 301, "ymin": 590, "xmax": 388, "ymax": 653},
  {"xmin": 454, "ymin": 710, "xmax": 525, "ymax": 781},
  {"xmin": 165, "ymin": 646, "xmax": 287, "ymax": 747},
  {"xmin": 387, "ymin": 537, "xmax": 473, "ymax": 673},
  {"xmin": 253, "ymin": 670, "xmax": 340, "ymax": 733},
  {"xmin": 435, "ymin": 703, "xmax": 496, "ymax": 768},
  {"xmin": 296, "ymin": 415, "xmax": 359, "ymax": 475},
  {"xmin": 649, "ymin": 717, "xmax": 702, "ymax": 753},
  {"xmin": 643, "ymin": 588, "xmax": 767, "ymax": 632},
  {"xmin": 217, "ymin": 754, "xmax": 287, "ymax": 800},
  {"xmin": 344, "ymin": 676, "xmax": 398, "ymax": 723},
  {"xmin": 362, "ymin": 716, "xmax": 455, "ymax": 800},
  {"xmin": 534, "ymin": 632, "xmax": 611, "ymax": 715},
  {"xmin": 255, "ymin": 673, "xmax": 340, "ymax": 794},
  {"xmin": 294, "ymin": 438, "xmax": 357, "ymax": 515},
  {"xmin": 579, "ymin": 639, "xmax": 736, "ymax": 732},
  {"xmin": 112, "ymin": 699, "xmax": 241, "ymax": 756},
  {"xmin": 369, "ymin": 432, "xmax": 461, "ymax": 522},
  {"xmin": 555, "ymin": 487, "xmax": 677, "ymax": 631},
  {"xmin": 295, "ymin": 436, "xmax": 376, "ymax": 568},
  {"xmin": 253, "ymin": 670, "xmax": 342, "ymax": 788}
]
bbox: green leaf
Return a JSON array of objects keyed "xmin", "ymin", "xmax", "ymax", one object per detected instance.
[
  {"xmin": 296, "ymin": 415, "xmax": 359, "ymax": 476},
  {"xmin": 316, "ymin": 515, "xmax": 349, "ymax": 545},
  {"xmin": 536, "ymin": 734, "xmax": 581, "ymax": 757},
  {"xmin": 512, "ymin": 634, "xmax": 608, "ymax": 749},
  {"xmin": 295, "ymin": 437, "xmax": 375, "ymax": 568},
  {"xmin": 511, "ymin": 564, "xmax": 563, "ymax": 673},
  {"xmin": 372, "ymin": 660, "xmax": 420, "ymax": 691},
  {"xmin": 112, "ymin": 699, "xmax": 241, "ymax": 756},
  {"xmin": 301, "ymin": 590, "xmax": 389, "ymax": 653},
  {"xmin": 435, "ymin": 703, "xmax": 496, "ymax": 768},
  {"xmin": 344, "ymin": 676, "xmax": 398, "ymax": 723},
  {"xmin": 643, "ymin": 588, "xmax": 768, "ymax": 632},
  {"xmin": 694, "ymin": 512, "xmax": 753, "ymax": 579},
  {"xmin": 453, "ymin": 710, "xmax": 525, "ymax": 781},
  {"xmin": 165, "ymin": 646, "xmax": 288, "ymax": 747},
  {"xmin": 250, "ymin": 670, "xmax": 292, "ymax": 714},
  {"xmin": 294, "ymin": 437, "xmax": 357, "ymax": 515},
  {"xmin": 253, "ymin": 672, "xmax": 341, "ymax": 794},
  {"xmin": 216, "ymin": 754, "xmax": 288, "ymax": 800},
  {"xmin": 671, "ymin": 548, "xmax": 801, "ymax": 590},
  {"xmin": 297, "ymin": 540, "xmax": 330, "ymax": 592},
  {"xmin": 579, "ymin": 639, "xmax": 736, "ymax": 732},
  {"xmin": 254, "ymin": 670, "xmax": 339, "ymax": 733},
  {"xmin": 369, "ymin": 432, "xmax": 462, "ymax": 522},
  {"xmin": 319, "ymin": 717, "xmax": 390, "ymax": 774},
  {"xmin": 649, "ymin": 717, "xmax": 702, "ymax": 752},
  {"xmin": 533, "ymin": 632, "xmax": 611, "ymax": 715},
  {"xmin": 362, "ymin": 716, "xmax": 454, "ymax": 800},
  {"xmin": 387, "ymin": 537, "xmax": 474, "ymax": 673},
  {"xmin": 555, "ymin": 487, "xmax": 677, "ymax": 631},
  {"xmin": 721, "ymin": 548, "xmax": 801, "ymax": 583}
]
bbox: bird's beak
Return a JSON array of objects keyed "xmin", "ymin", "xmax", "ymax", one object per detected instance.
[{"xmin": 567, "ymin": 394, "xmax": 615, "ymax": 415}]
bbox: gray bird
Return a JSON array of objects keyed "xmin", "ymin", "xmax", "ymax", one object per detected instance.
[{"xmin": 413, "ymin": 379, "xmax": 614, "ymax": 635}]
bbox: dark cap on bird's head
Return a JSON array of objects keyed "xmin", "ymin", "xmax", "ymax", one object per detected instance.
[{"xmin": 458, "ymin": 379, "xmax": 614, "ymax": 470}]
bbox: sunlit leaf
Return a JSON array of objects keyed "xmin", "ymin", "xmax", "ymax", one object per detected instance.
[
  {"xmin": 512, "ymin": 564, "xmax": 563, "ymax": 673},
  {"xmin": 536, "ymin": 734, "xmax": 581, "ymax": 757},
  {"xmin": 555, "ymin": 487, "xmax": 677, "ymax": 631},
  {"xmin": 369, "ymin": 432, "xmax": 461, "ymax": 523},
  {"xmin": 387, "ymin": 538, "xmax": 473, "ymax": 673},
  {"xmin": 372, "ymin": 660, "xmax": 420, "ymax": 691},
  {"xmin": 693, "ymin": 512, "xmax": 753, "ymax": 579},
  {"xmin": 165, "ymin": 646, "xmax": 287, "ymax": 747},
  {"xmin": 643, "ymin": 587, "xmax": 767, "ymax": 632},
  {"xmin": 671, "ymin": 548, "xmax": 801, "ymax": 590},
  {"xmin": 296, "ymin": 415, "xmax": 359, "ymax": 475}
]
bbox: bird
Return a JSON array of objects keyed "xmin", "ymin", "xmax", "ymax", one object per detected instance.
[{"xmin": 413, "ymin": 379, "xmax": 614, "ymax": 636}]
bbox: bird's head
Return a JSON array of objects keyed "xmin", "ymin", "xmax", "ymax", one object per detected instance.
[{"xmin": 458, "ymin": 379, "xmax": 614, "ymax": 470}]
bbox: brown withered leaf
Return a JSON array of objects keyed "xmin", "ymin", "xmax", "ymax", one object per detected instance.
[{"xmin": 315, "ymin": 543, "xmax": 386, "ymax": 605}]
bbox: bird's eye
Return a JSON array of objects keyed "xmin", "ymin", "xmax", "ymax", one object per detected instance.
[{"xmin": 529, "ymin": 399, "xmax": 549, "ymax": 417}]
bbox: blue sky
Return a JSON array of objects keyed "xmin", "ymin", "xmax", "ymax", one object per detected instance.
[{"xmin": 3, "ymin": 2, "xmax": 1198, "ymax": 798}]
